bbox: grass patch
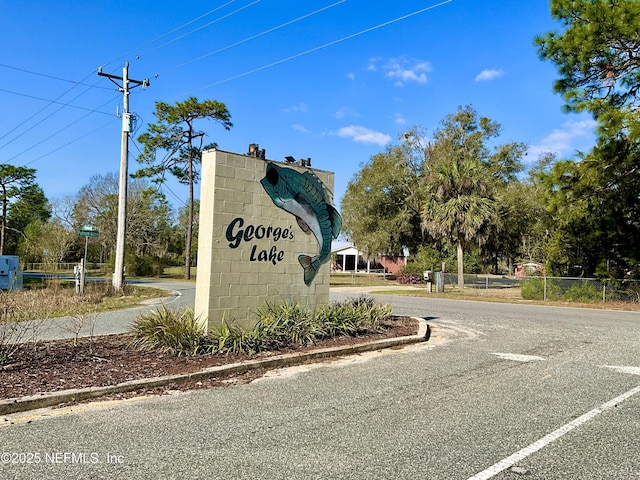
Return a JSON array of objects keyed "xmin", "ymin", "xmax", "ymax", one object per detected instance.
[
  {"xmin": 0, "ymin": 281, "xmax": 169, "ymax": 322},
  {"xmin": 161, "ymin": 266, "xmax": 197, "ymax": 279}
]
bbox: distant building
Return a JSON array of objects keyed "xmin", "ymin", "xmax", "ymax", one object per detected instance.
[
  {"xmin": 514, "ymin": 262, "xmax": 545, "ymax": 278},
  {"xmin": 331, "ymin": 241, "xmax": 407, "ymax": 274}
]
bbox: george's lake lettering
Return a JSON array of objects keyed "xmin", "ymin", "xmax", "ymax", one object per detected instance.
[
  {"xmin": 225, "ymin": 217, "xmax": 294, "ymax": 266},
  {"xmin": 226, "ymin": 217, "xmax": 294, "ymax": 248},
  {"xmin": 250, "ymin": 245, "xmax": 285, "ymax": 264}
]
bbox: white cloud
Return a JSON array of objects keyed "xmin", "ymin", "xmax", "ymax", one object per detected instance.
[
  {"xmin": 384, "ymin": 57, "xmax": 431, "ymax": 87},
  {"xmin": 367, "ymin": 56, "xmax": 431, "ymax": 87},
  {"xmin": 335, "ymin": 107, "xmax": 359, "ymax": 120},
  {"xmin": 394, "ymin": 113, "xmax": 406, "ymax": 125},
  {"xmin": 366, "ymin": 57, "xmax": 380, "ymax": 71},
  {"xmin": 347, "ymin": 72, "xmax": 355, "ymax": 81},
  {"xmin": 284, "ymin": 102, "xmax": 307, "ymax": 113},
  {"xmin": 475, "ymin": 69, "xmax": 504, "ymax": 82},
  {"xmin": 528, "ymin": 118, "xmax": 597, "ymax": 160},
  {"xmin": 292, "ymin": 124, "xmax": 310, "ymax": 134},
  {"xmin": 334, "ymin": 125, "xmax": 391, "ymax": 146}
]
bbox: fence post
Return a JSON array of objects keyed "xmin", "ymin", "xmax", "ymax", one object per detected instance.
[
  {"xmin": 544, "ymin": 276, "xmax": 547, "ymax": 301},
  {"xmin": 603, "ymin": 283, "xmax": 606, "ymax": 303}
]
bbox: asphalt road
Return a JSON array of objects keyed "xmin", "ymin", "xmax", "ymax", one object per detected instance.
[{"xmin": 2, "ymin": 288, "xmax": 639, "ymax": 479}]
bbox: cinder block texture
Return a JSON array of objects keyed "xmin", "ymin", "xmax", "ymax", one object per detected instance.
[{"xmin": 194, "ymin": 150, "xmax": 337, "ymax": 331}]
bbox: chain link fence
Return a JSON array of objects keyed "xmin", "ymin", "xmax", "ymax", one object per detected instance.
[
  {"xmin": 24, "ymin": 263, "xmax": 109, "ymax": 273},
  {"xmin": 438, "ymin": 274, "xmax": 640, "ymax": 303}
]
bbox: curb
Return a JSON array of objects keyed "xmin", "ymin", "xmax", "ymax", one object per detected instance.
[{"xmin": 1, "ymin": 318, "xmax": 430, "ymax": 416}]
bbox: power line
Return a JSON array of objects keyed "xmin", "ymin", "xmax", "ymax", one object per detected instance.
[
  {"xmin": 178, "ymin": 0, "xmax": 453, "ymax": 96},
  {"xmin": 141, "ymin": 0, "xmax": 260, "ymax": 60},
  {"xmin": 22, "ymin": 117, "xmax": 118, "ymax": 167},
  {"xmin": 7, "ymin": 94, "xmax": 120, "ymax": 163},
  {"xmin": 1, "ymin": 1, "xmax": 255, "ymax": 159},
  {"xmin": 0, "ymin": 88, "xmax": 114, "ymax": 116},
  {"xmin": 156, "ymin": 0, "xmax": 346, "ymax": 77},
  {"xmin": 0, "ymin": 63, "xmax": 113, "ymax": 90},
  {"xmin": 0, "ymin": 68, "xmax": 106, "ymax": 142},
  {"xmin": 0, "ymin": 86, "xmax": 116, "ymax": 152},
  {"xmin": 102, "ymin": 0, "xmax": 238, "ymax": 68},
  {"xmin": 6, "ymin": 1, "xmax": 453, "ymax": 177}
]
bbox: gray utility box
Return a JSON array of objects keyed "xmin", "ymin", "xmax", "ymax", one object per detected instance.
[{"xmin": 0, "ymin": 256, "xmax": 22, "ymax": 290}]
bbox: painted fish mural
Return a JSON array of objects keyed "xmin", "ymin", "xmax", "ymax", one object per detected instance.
[{"xmin": 260, "ymin": 163, "xmax": 342, "ymax": 286}]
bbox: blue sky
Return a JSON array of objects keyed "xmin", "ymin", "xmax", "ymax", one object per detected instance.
[{"xmin": 1, "ymin": 0, "xmax": 597, "ymax": 213}]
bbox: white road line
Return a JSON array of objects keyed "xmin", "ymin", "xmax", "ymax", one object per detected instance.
[
  {"xmin": 467, "ymin": 384, "xmax": 640, "ymax": 480},
  {"xmin": 491, "ymin": 353, "xmax": 546, "ymax": 362},
  {"xmin": 162, "ymin": 290, "xmax": 182, "ymax": 305},
  {"xmin": 601, "ymin": 365, "xmax": 640, "ymax": 376}
]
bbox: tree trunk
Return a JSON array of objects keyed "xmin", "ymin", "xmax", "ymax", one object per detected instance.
[
  {"xmin": 457, "ymin": 233, "xmax": 464, "ymax": 290},
  {"xmin": 185, "ymin": 155, "xmax": 194, "ymax": 281},
  {"xmin": 0, "ymin": 196, "xmax": 6, "ymax": 256}
]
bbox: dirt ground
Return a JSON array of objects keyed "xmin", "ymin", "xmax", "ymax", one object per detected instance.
[{"xmin": 1, "ymin": 317, "xmax": 418, "ymax": 402}]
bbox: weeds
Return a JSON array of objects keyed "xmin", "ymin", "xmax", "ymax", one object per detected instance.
[
  {"xmin": 2, "ymin": 281, "xmax": 166, "ymax": 322},
  {"xmin": 0, "ymin": 281, "xmax": 166, "ymax": 363},
  {"xmin": 1, "ymin": 290, "xmax": 53, "ymax": 364},
  {"xmin": 58, "ymin": 311, "xmax": 98, "ymax": 353}
]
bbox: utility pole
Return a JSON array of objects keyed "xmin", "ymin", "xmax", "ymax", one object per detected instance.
[{"xmin": 98, "ymin": 62, "xmax": 149, "ymax": 292}]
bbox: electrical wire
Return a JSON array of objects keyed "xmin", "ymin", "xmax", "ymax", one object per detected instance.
[
  {"xmin": 0, "ymin": 63, "xmax": 113, "ymax": 90},
  {"xmin": 178, "ymin": 0, "xmax": 453, "ymax": 96},
  {"xmin": 0, "ymin": 81, "xmax": 114, "ymax": 151},
  {"xmin": 0, "ymin": 88, "xmax": 113, "ymax": 117},
  {"xmin": 22, "ymin": 117, "xmax": 118, "ymax": 167},
  {"xmin": 102, "ymin": 0, "xmax": 238, "ymax": 68},
  {"xmin": 0, "ymin": 69, "xmax": 105, "ymax": 144},
  {"xmin": 2, "ymin": 1, "xmax": 256, "ymax": 162},
  {"xmin": 9, "ymin": 94, "xmax": 120, "ymax": 163},
  {"xmin": 141, "ymin": 0, "xmax": 260, "ymax": 60},
  {"xmin": 156, "ymin": 0, "xmax": 346, "ymax": 77},
  {"xmin": 7, "ymin": 1, "xmax": 452, "ymax": 175},
  {"xmin": 129, "ymin": 138, "xmax": 189, "ymax": 209}
]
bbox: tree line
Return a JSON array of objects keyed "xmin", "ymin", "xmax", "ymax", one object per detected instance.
[
  {"xmin": 3, "ymin": 1, "xmax": 637, "ymax": 284},
  {"xmin": 0, "ymin": 166, "xmax": 196, "ymax": 276},
  {"xmin": 341, "ymin": 0, "xmax": 640, "ymax": 286},
  {"xmin": 0, "ymin": 97, "xmax": 231, "ymax": 278}
]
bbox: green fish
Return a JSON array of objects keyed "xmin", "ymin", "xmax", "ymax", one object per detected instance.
[{"xmin": 261, "ymin": 163, "xmax": 342, "ymax": 285}]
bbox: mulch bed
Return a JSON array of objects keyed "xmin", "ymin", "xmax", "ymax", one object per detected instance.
[{"xmin": 1, "ymin": 317, "xmax": 418, "ymax": 402}]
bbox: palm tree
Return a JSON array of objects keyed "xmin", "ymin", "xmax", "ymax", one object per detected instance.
[
  {"xmin": 421, "ymin": 156, "xmax": 495, "ymax": 289},
  {"xmin": 420, "ymin": 106, "xmax": 498, "ymax": 290}
]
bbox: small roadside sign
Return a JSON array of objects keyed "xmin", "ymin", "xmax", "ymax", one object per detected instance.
[{"xmin": 77, "ymin": 226, "xmax": 99, "ymax": 296}]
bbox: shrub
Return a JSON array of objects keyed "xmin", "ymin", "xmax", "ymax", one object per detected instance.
[
  {"xmin": 520, "ymin": 278, "xmax": 560, "ymax": 300},
  {"xmin": 208, "ymin": 320, "xmax": 253, "ymax": 354},
  {"xmin": 126, "ymin": 254, "xmax": 168, "ymax": 277},
  {"xmin": 562, "ymin": 282, "xmax": 602, "ymax": 302},
  {"xmin": 315, "ymin": 296, "xmax": 389, "ymax": 337},
  {"xmin": 129, "ymin": 298, "xmax": 393, "ymax": 356},
  {"xmin": 252, "ymin": 301, "xmax": 321, "ymax": 350},
  {"xmin": 129, "ymin": 306, "xmax": 207, "ymax": 355}
]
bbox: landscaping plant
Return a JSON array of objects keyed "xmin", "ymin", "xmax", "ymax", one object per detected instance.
[{"xmin": 128, "ymin": 297, "xmax": 393, "ymax": 356}]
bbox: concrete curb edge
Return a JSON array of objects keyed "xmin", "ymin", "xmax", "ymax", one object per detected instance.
[{"xmin": 1, "ymin": 318, "xmax": 429, "ymax": 416}]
